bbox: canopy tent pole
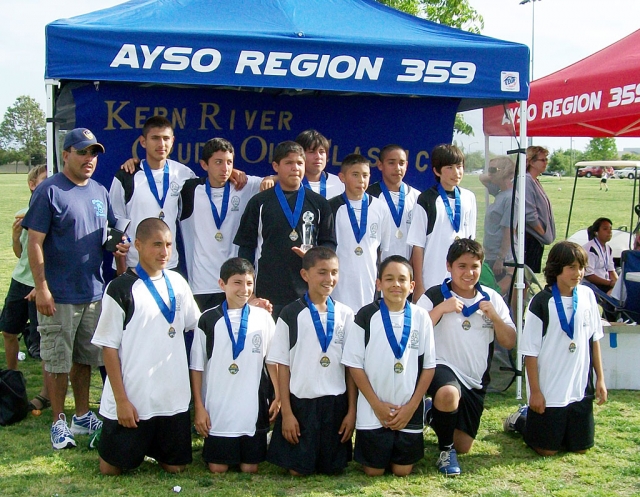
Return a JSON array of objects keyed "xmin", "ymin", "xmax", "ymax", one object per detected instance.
[
  {"xmin": 515, "ymin": 99, "xmax": 528, "ymax": 400},
  {"xmin": 45, "ymin": 79, "xmax": 58, "ymax": 177}
]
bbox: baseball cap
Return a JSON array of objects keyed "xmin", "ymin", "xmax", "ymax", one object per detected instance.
[{"xmin": 63, "ymin": 128, "xmax": 105, "ymax": 153}]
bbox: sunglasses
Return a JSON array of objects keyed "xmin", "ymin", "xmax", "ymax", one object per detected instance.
[{"xmin": 73, "ymin": 148, "xmax": 100, "ymax": 157}]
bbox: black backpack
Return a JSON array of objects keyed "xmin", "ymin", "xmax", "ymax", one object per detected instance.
[{"xmin": 0, "ymin": 369, "xmax": 29, "ymax": 426}]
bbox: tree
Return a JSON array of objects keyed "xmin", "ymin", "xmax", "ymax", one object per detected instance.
[
  {"xmin": 0, "ymin": 95, "xmax": 46, "ymax": 167},
  {"xmin": 376, "ymin": 0, "xmax": 483, "ymax": 136},
  {"xmin": 621, "ymin": 151, "xmax": 640, "ymax": 161},
  {"xmin": 582, "ymin": 138, "xmax": 618, "ymax": 161},
  {"xmin": 548, "ymin": 148, "xmax": 583, "ymax": 176}
]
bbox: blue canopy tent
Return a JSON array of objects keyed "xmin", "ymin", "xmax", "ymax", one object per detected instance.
[{"xmin": 45, "ymin": 0, "xmax": 530, "ymax": 189}]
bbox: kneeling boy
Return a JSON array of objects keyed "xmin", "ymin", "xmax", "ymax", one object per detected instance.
[
  {"xmin": 416, "ymin": 239, "xmax": 515, "ymax": 476},
  {"xmin": 92, "ymin": 218, "xmax": 200, "ymax": 475},
  {"xmin": 190, "ymin": 257, "xmax": 278, "ymax": 473},
  {"xmin": 342, "ymin": 256, "xmax": 436, "ymax": 477},
  {"xmin": 504, "ymin": 241, "xmax": 607, "ymax": 456},
  {"xmin": 267, "ymin": 247, "xmax": 356, "ymax": 475}
]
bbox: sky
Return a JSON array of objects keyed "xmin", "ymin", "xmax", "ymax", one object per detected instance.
[{"xmin": 0, "ymin": 0, "xmax": 638, "ymax": 156}]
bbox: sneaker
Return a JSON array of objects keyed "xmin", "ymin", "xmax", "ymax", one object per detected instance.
[
  {"xmin": 71, "ymin": 410, "xmax": 103, "ymax": 436},
  {"xmin": 503, "ymin": 405, "xmax": 528, "ymax": 433},
  {"xmin": 436, "ymin": 448, "xmax": 461, "ymax": 476},
  {"xmin": 423, "ymin": 397, "xmax": 433, "ymax": 427},
  {"xmin": 88, "ymin": 427, "xmax": 102, "ymax": 450},
  {"xmin": 51, "ymin": 414, "xmax": 77, "ymax": 450}
]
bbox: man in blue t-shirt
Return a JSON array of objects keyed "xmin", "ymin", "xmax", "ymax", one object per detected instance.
[{"xmin": 23, "ymin": 128, "xmax": 128, "ymax": 450}]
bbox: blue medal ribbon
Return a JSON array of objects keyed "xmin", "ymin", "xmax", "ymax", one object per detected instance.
[
  {"xmin": 437, "ymin": 184, "xmax": 461, "ymax": 232},
  {"xmin": 275, "ymin": 183, "xmax": 306, "ymax": 231},
  {"xmin": 593, "ymin": 238, "xmax": 610, "ymax": 273},
  {"xmin": 552, "ymin": 284, "xmax": 578, "ymax": 340},
  {"xmin": 379, "ymin": 299, "xmax": 412, "ymax": 360},
  {"xmin": 205, "ymin": 179, "xmax": 230, "ymax": 230},
  {"xmin": 380, "ymin": 182, "xmax": 405, "ymax": 228},
  {"xmin": 304, "ymin": 293, "xmax": 335, "ymax": 353},
  {"xmin": 135, "ymin": 264, "xmax": 176, "ymax": 324},
  {"xmin": 222, "ymin": 301, "xmax": 250, "ymax": 360},
  {"xmin": 302, "ymin": 173, "xmax": 327, "ymax": 198},
  {"xmin": 342, "ymin": 193, "xmax": 368, "ymax": 243},
  {"xmin": 142, "ymin": 160, "xmax": 169, "ymax": 210},
  {"xmin": 440, "ymin": 278, "xmax": 490, "ymax": 317}
]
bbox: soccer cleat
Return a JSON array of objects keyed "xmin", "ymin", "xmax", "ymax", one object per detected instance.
[
  {"xmin": 436, "ymin": 448, "xmax": 461, "ymax": 476},
  {"xmin": 503, "ymin": 405, "xmax": 528, "ymax": 433},
  {"xmin": 70, "ymin": 410, "xmax": 103, "ymax": 436},
  {"xmin": 51, "ymin": 414, "xmax": 77, "ymax": 450}
]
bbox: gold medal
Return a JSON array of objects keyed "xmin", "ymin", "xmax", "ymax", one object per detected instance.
[
  {"xmin": 462, "ymin": 319, "xmax": 471, "ymax": 330},
  {"xmin": 289, "ymin": 229, "xmax": 299, "ymax": 241},
  {"xmin": 214, "ymin": 232, "xmax": 223, "ymax": 242},
  {"xmin": 159, "ymin": 210, "xmax": 165, "ymax": 220},
  {"xmin": 569, "ymin": 342, "xmax": 576, "ymax": 353},
  {"xmin": 395, "ymin": 229, "xmax": 403, "ymax": 239},
  {"xmin": 394, "ymin": 362, "xmax": 404, "ymax": 374},
  {"xmin": 354, "ymin": 246, "xmax": 363, "ymax": 256},
  {"xmin": 228, "ymin": 363, "xmax": 239, "ymax": 374},
  {"xmin": 168, "ymin": 326, "xmax": 176, "ymax": 338},
  {"xmin": 320, "ymin": 356, "xmax": 331, "ymax": 367}
]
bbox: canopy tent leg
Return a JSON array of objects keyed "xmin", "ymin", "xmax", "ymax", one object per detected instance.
[{"xmin": 45, "ymin": 79, "xmax": 59, "ymax": 177}]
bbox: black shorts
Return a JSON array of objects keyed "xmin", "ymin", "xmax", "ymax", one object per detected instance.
[
  {"xmin": 0, "ymin": 279, "xmax": 37, "ymax": 336},
  {"xmin": 524, "ymin": 232, "xmax": 545, "ymax": 274},
  {"xmin": 99, "ymin": 411, "xmax": 192, "ymax": 470},
  {"xmin": 267, "ymin": 393, "xmax": 352, "ymax": 475},
  {"xmin": 524, "ymin": 396, "xmax": 594, "ymax": 452},
  {"xmin": 354, "ymin": 428, "xmax": 423, "ymax": 469},
  {"xmin": 427, "ymin": 364, "xmax": 486, "ymax": 439},
  {"xmin": 202, "ymin": 432, "xmax": 267, "ymax": 466},
  {"xmin": 194, "ymin": 293, "xmax": 226, "ymax": 313}
]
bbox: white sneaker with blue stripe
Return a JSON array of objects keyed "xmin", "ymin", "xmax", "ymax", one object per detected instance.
[
  {"xmin": 437, "ymin": 448, "xmax": 461, "ymax": 476},
  {"xmin": 70, "ymin": 410, "xmax": 103, "ymax": 436},
  {"xmin": 51, "ymin": 413, "xmax": 77, "ymax": 450}
]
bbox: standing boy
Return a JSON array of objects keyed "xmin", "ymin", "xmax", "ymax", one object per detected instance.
[
  {"xmin": 109, "ymin": 116, "xmax": 196, "ymax": 270},
  {"xmin": 416, "ymin": 239, "xmax": 515, "ymax": 476},
  {"xmin": 407, "ymin": 144, "xmax": 477, "ymax": 300},
  {"xmin": 342, "ymin": 256, "xmax": 436, "ymax": 477},
  {"xmin": 504, "ymin": 241, "xmax": 607, "ymax": 456},
  {"xmin": 92, "ymin": 218, "xmax": 200, "ymax": 475},
  {"xmin": 295, "ymin": 129, "xmax": 344, "ymax": 199},
  {"xmin": 234, "ymin": 141, "xmax": 336, "ymax": 319},
  {"xmin": 267, "ymin": 247, "xmax": 356, "ymax": 475},
  {"xmin": 367, "ymin": 145, "xmax": 420, "ymax": 261},
  {"xmin": 330, "ymin": 154, "xmax": 390, "ymax": 312},
  {"xmin": 190, "ymin": 257, "xmax": 278, "ymax": 473},
  {"xmin": 180, "ymin": 138, "xmax": 264, "ymax": 311}
]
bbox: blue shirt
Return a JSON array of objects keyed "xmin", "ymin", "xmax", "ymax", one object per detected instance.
[{"xmin": 22, "ymin": 173, "xmax": 114, "ymax": 304}]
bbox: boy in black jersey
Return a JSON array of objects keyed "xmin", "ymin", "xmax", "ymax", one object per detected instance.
[
  {"xmin": 235, "ymin": 141, "xmax": 336, "ymax": 319},
  {"xmin": 342, "ymin": 256, "xmax": 436, "ymax": 477},
  {"xmin": 190, "ymin": 257, "xmax": 278, "ymax": 473},
  {"xmin": 266, "ymin": 247, "xmax": 356, "ymax": 475}
]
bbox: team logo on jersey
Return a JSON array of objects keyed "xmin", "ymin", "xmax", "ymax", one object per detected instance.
[
  {"xmin": 92, "ymin": 199, "xmax": 106, "ymax": 218},
  {"xmin": 409, "ymin": 330, "xmax": 419, "ymax": 349},
  {"xmin": 334, "ymin": 325, "xmax": 345, "ymax": 344},
  {"xmin": 170, "ymin": 181, "xmax": 180, "ymax": 196},
  {"xmin": 370, "ymin": 223, "xmax": 378, "ymax": 238},
  {"xmin": 252, "ymin": 334, "xmax": 262, "ymax": 353},
  {"xmin": 482, "ymin": 313, "xmax": 494, "ymax": 329},
  {"xmin": 175, "ymin": 295, "xmax": 182, "ymax": 312},
  {"xmin": 583, "ymin": 309, "xmax": 591, "ymax": 323},
  {"xmin": 231, "ymin": 196, "xmax": 241, "ymax": 211},
  {"xmin": 406, "ymin": 210, "xmax": 413, "ymax": 225}
]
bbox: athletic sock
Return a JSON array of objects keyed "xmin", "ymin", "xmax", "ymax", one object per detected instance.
[
  {"xmin": 430, "ymin": 406, "xmax": 458, "ymax": 451},
  {"xmin": 515, "ymin": 414, "xmax": 526, "ymax": 435}
]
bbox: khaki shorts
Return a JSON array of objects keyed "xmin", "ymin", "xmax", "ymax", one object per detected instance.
[{"xmin": 38, "ymin": 301, "xmax": 103, "ymax": 374}]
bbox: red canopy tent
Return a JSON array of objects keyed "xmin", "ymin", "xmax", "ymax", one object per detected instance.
[{"xmin": 483, "ymin": 29, "xmax": 640, "ymax": 137}]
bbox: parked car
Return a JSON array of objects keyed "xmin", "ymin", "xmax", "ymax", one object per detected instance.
[
  {"xmin": 614, "ymin": 167, "xmax": 640, "ymax": 179},
  {"xmin": 577, "ymin": 165, "xmax": 608, "ymax": 178}
]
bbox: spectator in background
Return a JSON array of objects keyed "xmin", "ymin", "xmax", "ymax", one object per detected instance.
[
  {"xmin": 583, "ymin": 217, "xmax": 617, "ymax": 294},
  {"xmin": 524, "ymin": 146, "xmax": 556, "ymax": 273}
]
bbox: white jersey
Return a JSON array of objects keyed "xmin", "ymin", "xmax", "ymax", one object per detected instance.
[
  {"xmin": 417, "ymin": 283, "xmax": 514, "ymax": 391},
  {"xmin": 366, "ymin": 181, "xmax": 420, "ymax": 260},
  {"xmin": 266, "ymin": 298, "xmax": 354, "ymax": 399},
  {"xmin": 109, "ymin": 159, "xmax": 196, "ymax": 269},
  {"xmin": 306, "ymin": 171, "xmax": 345, "ymax": 199},
  {"xmin": 341, "ymin": 301, "xmax": 436, "ymax": 433},
  {"xmin": 180, "ymin": 176, "xmax": 262, "ymax": 295},
  {"xmin": 406, "ymin": 186, "xmax": 476, "ymax": 290},
  {"xmin": 329, "ymin": 195, "xmax": 391, "ymax": 312},
  {"xmin": 583, "ymin": 238, "xmax": 614, "ymax": 280},
  {"xmin": 190, "ymin": 304, "xmax": 275, "ymax": 437},
  {"xmin": 520, "ymin": 285, "xmax": 604, "ymax": 408},
  {"xmin": 92, "ymin": 269, "xmax": 200, "ymax": 420}
]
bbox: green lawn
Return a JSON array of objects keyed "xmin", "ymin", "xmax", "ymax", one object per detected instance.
[{"xmin": 1, "ymin": 172, "xmax": 640, "ymax": 496}]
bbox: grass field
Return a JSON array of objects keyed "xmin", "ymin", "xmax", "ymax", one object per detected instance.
[{"xmin": 1, "ymin": 173, "xmax": 640, "ymax": 496}]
